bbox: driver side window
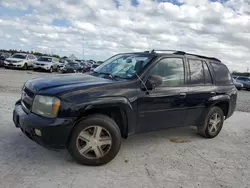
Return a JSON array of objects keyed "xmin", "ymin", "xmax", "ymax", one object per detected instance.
[{"xmin": 148, "ymin": 58, "xmax": 184, "ymax": 86}]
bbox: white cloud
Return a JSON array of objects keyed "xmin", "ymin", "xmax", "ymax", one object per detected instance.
[{"xmin": 0, "ymin": 0, "xmax": 249, "ymax": 71}]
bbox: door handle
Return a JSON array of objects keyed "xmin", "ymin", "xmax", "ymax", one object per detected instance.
[
  {"xmin": 179, "ymin": 93, "xmax": 186, "ymax": 98},
  {"xmin": 210, "ymin": 92, "xmax": 216, "ymax": 96}
]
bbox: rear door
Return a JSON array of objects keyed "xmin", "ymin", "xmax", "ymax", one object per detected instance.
[{"xmin": 185, "ymin": 58, "xmax": 216, "ymax": 126}]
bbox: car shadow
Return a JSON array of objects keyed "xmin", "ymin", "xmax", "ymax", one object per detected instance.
[
  {"xmin": 4, "ymin": 126, "xmax": 202, "ymax": 167},
  {"xmin": 123, "ymin": 126, "xmax": 200, "ymax": 146}
]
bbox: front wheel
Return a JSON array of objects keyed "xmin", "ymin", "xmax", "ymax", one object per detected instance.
[
  {"xmin": 49, "ymin": 67, "xmax": 53, "ymax": 73},
  {"xmin": 67, "ymin": 114, "xmax": 121, "ymax": 166},
  {"xmin": 23, "ymin": 63, "xmax": 28, "ymax": 70},
  {"xmin": 198, "ymin": 106, "xmax": 224, "ymax": 138}
]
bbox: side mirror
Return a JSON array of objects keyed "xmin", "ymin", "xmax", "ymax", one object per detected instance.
[{"xmin": 144, "ymin": 75, "xmax": 163, "ymax": 90}]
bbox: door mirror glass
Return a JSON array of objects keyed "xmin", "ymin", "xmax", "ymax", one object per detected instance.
[{"xmin": 145, "ymin": 75, "xmax": 163, "ymax": 90}]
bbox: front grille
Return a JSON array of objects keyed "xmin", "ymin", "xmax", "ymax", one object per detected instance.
[{"xmin": 21, "ymin": 87, "xmax": 35, "ymax": 113}]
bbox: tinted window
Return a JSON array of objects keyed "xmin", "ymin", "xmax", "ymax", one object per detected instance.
[
  {"xmin": 188, "ymin": 59, "xmax": 204, "ymax": 84},
  {"xmin": 66, "ymin": 63, "xmax": 79, "ymax": 68},
  {"xmin": 38, "ymin": 57, "xmax": 52, "ymax": 62},
  {"xmin": 203, "ymin": 62, "xmax": 212, "ymax": 84},
  {"xmin": 211, "ymin": 62, "xmax": 232, "ymax": 85},
  {"xmin": 12, "ymin": 54, "xmax": 26, "ymax": 59},
  {"xmin": 149, "ymin": 58, "xmax": 184, "ymax": 86},
  {"xmin": 238, "ymin": 77, "xmax": 250, "ymax": 82}
]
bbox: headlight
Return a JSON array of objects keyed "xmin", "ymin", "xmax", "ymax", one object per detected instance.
[{"xmin": 32, "ymin": 95, "xmax": 61, "ymax": 118}]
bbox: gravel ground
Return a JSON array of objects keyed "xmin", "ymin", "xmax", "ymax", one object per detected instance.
[
  {"xmin": 236, "ymin": 90, "xmax": 250, "ymax": 112},
  {"xmin": 0, "ymin": 68, "xmax": 250, "ymax": 188}
]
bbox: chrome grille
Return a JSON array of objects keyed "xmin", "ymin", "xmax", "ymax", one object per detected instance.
[{"xmin": 21, "ymin": 87, "xmax": 35, "ymax": 113}]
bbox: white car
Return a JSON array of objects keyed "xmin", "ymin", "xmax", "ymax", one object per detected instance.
[
  {"xmin": 4, "ymin": 53, "xmax": 36, "ymax": 70},
  {"xmin": 33, "ymin": 56, "xmax": 59, "ymax": 72}
]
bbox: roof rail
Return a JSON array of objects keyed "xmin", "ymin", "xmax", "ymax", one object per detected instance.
[
  {"xmin": 184, "ymin": 53, "xmax": 221, "ymax": 62},
  {"xmin": 150, "ymin": 49, "xmax": 221, "ymax": 62},
  {"xmin": 151, "ymin": 49, "xmax": 185, "ymax": 54}
]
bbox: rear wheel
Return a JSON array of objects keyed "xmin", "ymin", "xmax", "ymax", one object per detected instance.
[
  {"xmin": 198, "ymin": 106, "xmax": 224, "ymax": 138},
  {"xmin": 67, "ymin": 114, "xmax": 121, "ymax": 166}
]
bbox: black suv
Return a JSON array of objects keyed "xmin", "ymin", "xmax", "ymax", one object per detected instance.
[{"xmin": 13, "ymin": 50, "xmax": 237, "ymax": 166}]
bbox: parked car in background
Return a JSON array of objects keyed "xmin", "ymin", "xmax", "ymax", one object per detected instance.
[
  {"xmin": 82, "ymin": 63, "xmax": 91, "ymax": 73},
  {"xmin": 233, "ymin": 76, "xmax": 250, "ymax": 90},
  {"xmin": 33, "ymin": 56, "xmax": 59, "ymax": 72},
  {"xmin": 60, "ymin": 61, "xmax": 82, "ymax": 73},
  {"xmin": 58, "ymin": 59, "xmax": 67, "ymax": 70},
  {"xmin": 13, "ymin": 50, "xmax": 237, "ymax": 166},
  {"xmin": 90, "ymin": 63, "xmax": 100, "ymax": 71},
  {"xmin": 4, "ymin": 53, "xmax": 36, "ymax": 70},
  {"xmin": 232, "ymin": 78, "xmax": 243, "ymax": 90},
  {"xmin": 96, "ymin": 61, "xmax": 103, "ymax": 65},
  {"xmin": 0, "ymin": 52, "xmax": 11, "ymax": 67}
]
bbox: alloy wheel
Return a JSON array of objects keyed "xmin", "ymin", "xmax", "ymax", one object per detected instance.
[
  {"xmin": 208, "ymin": 113, "xmax": 221, "ymax": 134},
  {"xmin": 76, "ymin": 126, "xmax": 112, "ymax": 159}
]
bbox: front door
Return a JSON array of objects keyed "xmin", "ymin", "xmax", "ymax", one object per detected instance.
[{"xmin": 136, "ymin": 57, "xmax": 188, "ymax": 133}]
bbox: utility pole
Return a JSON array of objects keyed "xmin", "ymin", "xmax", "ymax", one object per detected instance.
[{"xmin": 82, "ymin": 36, "xmax": 84, "ymax": 60}]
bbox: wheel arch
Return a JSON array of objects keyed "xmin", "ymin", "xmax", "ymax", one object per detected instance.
[
  {"xmin": 70, "ymin": 97, "xmax": 134, "ymax": 140},
  {"xmin": 208, "ymin": 94, "xmax": 230, "ymax": 117}
]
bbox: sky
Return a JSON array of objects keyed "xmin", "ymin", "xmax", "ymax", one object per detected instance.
[{"xmin": 0, "ymin": 0, "xmax": 249, "ymax": 71}]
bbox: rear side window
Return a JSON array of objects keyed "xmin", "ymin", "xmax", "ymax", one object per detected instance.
[
  {"xmin": 210, "ymin": 62, "xmax": 232, "ymax": 85},
  {"xmin": 203, "ymin": 62, "xmax": 213, "ymax": 84},
  {"xmin": 188, "ymin": 59, "xmax": 204, "ymax": 84},
  {"xmin": 188, "ymin": 59, "xmax": 213, "ymax": 85}
]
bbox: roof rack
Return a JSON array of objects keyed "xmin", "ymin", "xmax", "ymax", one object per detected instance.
[
  {"xmin": 150, "ymin": 49, "xmax": 185, "ymax": 54},
  {"xmin": 149, "ymin": 49, "xmax": 221, "ymax": 62}
]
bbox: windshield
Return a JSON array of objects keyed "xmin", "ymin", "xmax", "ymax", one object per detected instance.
[
  {"xmin": 11, "ymin": 54, "xmax": 26, "ymax": 59},
  {"xmin": 94, "ymin": 54, "xmax": 154, "ymax": 79},
  {"xmin": 66, "ymin": 62, "xmax": 79, "ymax": 68},
  {"xmin": 38, "ymin": 57, "xmax": 52, "ymax": 62}
]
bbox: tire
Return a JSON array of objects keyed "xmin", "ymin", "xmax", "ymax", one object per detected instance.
[
  {"xmin": 67, "ymin": 114, "xmax": 121, "ymax": 166},
  {"xmin": 198, "ymin": 106, "xmax": 224, "ymax": 138},
  {"xmin": 49, "ymin": 67, "xmax": 53, "ymax": 73},
  {"xmin": 23, "ymin": 63, "xmax": 28, "ymax": 70}
]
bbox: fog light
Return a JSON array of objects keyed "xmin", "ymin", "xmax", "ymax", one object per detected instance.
[{"xmin": 34, "ymin": 129, "xmax": 42, "ymax": 136}]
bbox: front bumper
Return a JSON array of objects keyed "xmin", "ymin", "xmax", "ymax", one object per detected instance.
[
  {"xmin": 13, "ymin": 101, "xmax": 76, "ymax": 149},
  {"xmin": 4, "ymin": 62, "xmax": 24, "ymax": 68},
  {"xmin": 33, "ymin": 65, "xmax": 50, "ymax": 70}
]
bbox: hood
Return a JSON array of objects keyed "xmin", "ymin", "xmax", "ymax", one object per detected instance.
[
  {"xmin": 6, "ymin": 57, "xmax": 24, "ymax": 62},
  {"xmin": 25, "ymin": 73, "xmax": 113, "ymax": 94}
]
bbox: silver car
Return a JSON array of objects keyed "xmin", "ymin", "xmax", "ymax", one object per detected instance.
[
  {"xmin": 4, "ymin": 53, "xmax": 36, "ymax": 70},
  {"xmin": 33, "ymin": 56, "xmax": 59, "ymax": 72}
]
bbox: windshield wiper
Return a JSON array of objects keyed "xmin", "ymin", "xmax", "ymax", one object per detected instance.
[{"xmin": 93, "ymin": 71, "xmax": 117, "ymax": 81}]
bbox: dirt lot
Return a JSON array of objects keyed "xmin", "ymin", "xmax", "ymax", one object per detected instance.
[{"xmin": 0, "ymin": 68, "xmax": 250, "ymax": 188}]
